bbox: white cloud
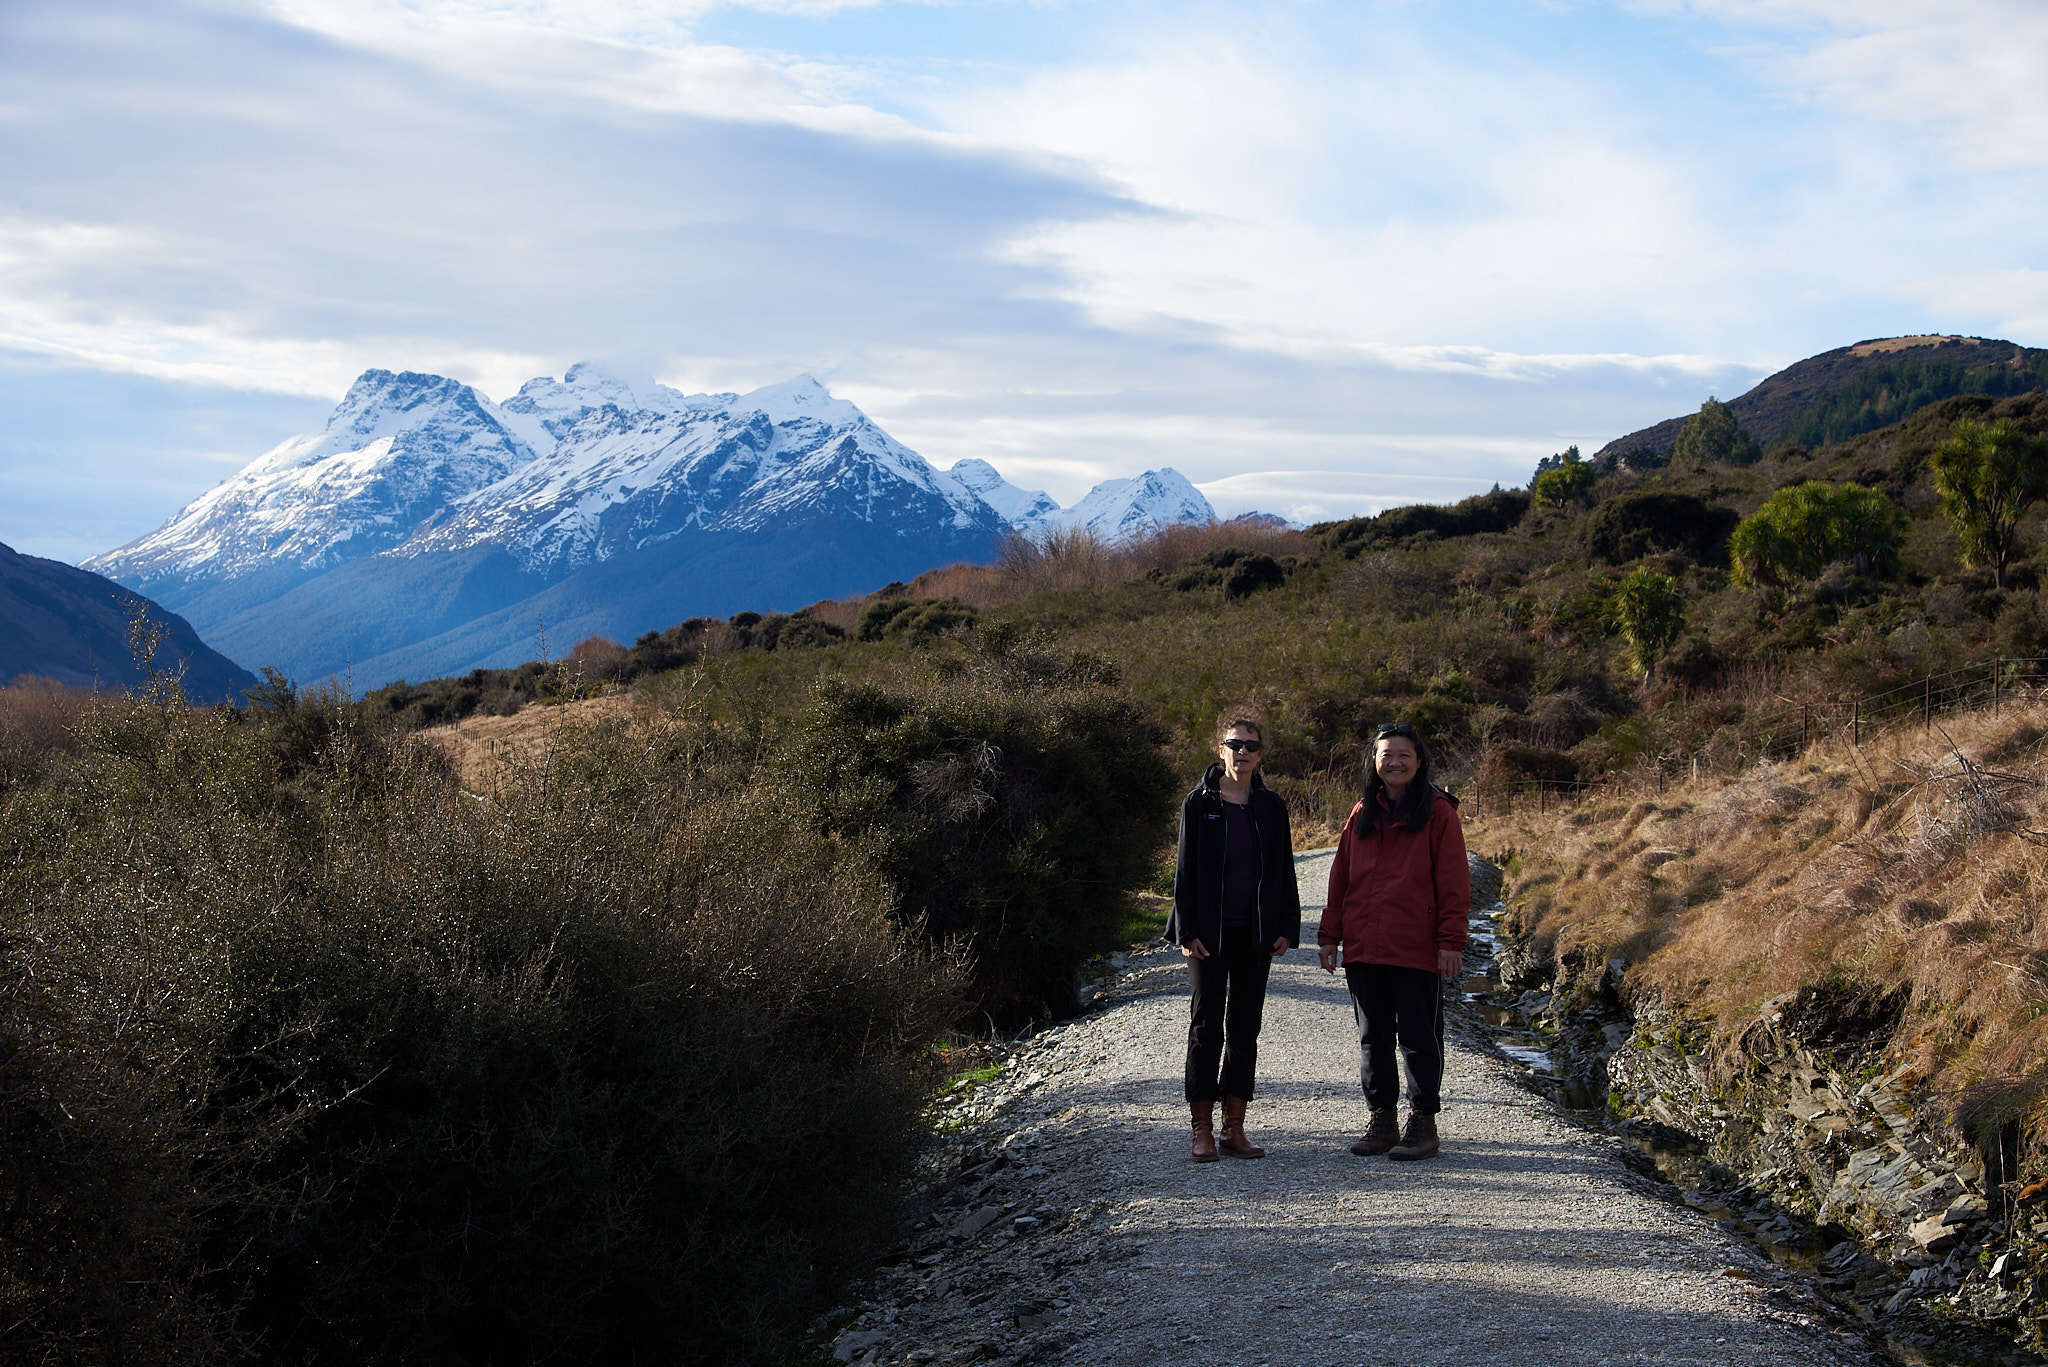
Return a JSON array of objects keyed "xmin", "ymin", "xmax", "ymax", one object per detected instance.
[
  {"xmin": 8, "ymin": 0, "xmax": 2048, "ymax": 560},
  {"xmin": 1644, "ymin": 0, "xmax": 2048, "ymax": 171}
]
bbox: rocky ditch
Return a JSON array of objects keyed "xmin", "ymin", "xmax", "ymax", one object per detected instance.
[{"xmin": 1479, "ymin": 875, "xmax": 2048, "ymax": 1366}]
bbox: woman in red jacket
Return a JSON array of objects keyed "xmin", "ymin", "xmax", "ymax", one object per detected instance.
[{"xmin": 1317, "ymin": 722, "xmax": 1468, "ymax": 1161}]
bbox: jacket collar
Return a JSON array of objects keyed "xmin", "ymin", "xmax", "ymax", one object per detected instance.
[{"xmin": 1202, "ymin": 763, "xmax": 1267, "ymax": 796}]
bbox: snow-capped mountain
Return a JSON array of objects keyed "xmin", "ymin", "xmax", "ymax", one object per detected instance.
[
  {"xmin": 947, "ymin": 458, "xmax": 1061, "ymax": 527},
  {"xmin": 943, "ymin": 459, "xmax": 1218, "ymax": 540},
  {"xmin": 397, "ymin": 373, "xmax": 1005, "ymax": 577},
  {"xmin": 93, "ymin": 370, "xmax": 542, "ymax": 585},
  {"xmin": 1039, "ymin": 468, "xmax": 1214, "ymax": 541},
  {"xmin": 87, "ymin": 364, "xmax": 1219, "ymax": 688}
]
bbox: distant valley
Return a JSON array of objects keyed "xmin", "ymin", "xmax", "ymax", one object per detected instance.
[{"xmin": 85, "ymin": 366, "xmax": 1218, "ymax": 689}]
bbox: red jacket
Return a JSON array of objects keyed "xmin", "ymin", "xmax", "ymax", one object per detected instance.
[{"xmin": 1318, "ymin": 791, "xmax": 1469, "ymax": 972}]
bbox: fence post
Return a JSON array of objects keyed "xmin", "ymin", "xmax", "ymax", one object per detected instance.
[
  {"xmin": 1852, "ymin": 700, "xmax": 1859, "ymax": 747},
  {"xmin": 1924, "ymin": 674, "xmax": 1932, "ymax": 730},
  {"xmin": 1995, "ymin": 659, "xmax": 2001, "ymax": 718},
  {"xmin": 1801, "ymin": 704, "xmax": 1809, "ymax": 754}
]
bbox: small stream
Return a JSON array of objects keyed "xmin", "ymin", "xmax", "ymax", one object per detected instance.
[
  {"xmin": 1462, "ymin": 895, "xmax": 1836, "ymax": 1272},
  {"xmin": 1452, "ymin": 878, "xmax": 2041, "ymax": 1364}
]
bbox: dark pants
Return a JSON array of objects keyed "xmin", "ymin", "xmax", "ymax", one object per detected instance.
[
  {"xmin": 1344, "ymin": 963, "xmax": 1445, "ymax": 1114},
  {"xmin": 1184, "ymin": 927, "xmax": 1272, "ymax": 1103}
]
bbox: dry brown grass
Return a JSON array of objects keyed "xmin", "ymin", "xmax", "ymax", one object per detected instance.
[
  {"xmin": 419, "ymin": 690, "xmax": 641, "ymax": 794},
  {"xmin": 894, "ymin": 521, "xmax": 1314, "ymax": 610},
  {"xmin": 0, "ymin": 677, "xmax": 107, "ymax": 787},
  {"xmin": 1473, "ymin": 698, "xmax": 2048, "ymax": 1145}
]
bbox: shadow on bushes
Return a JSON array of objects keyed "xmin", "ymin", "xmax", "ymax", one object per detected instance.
[
  {"xmin": 0, "ymin": 686, "xmax": 960, "ymax": 1365},
  {"xmin": 776, "ymin": 625, "xmax": 1179, "ymax": 1024}
]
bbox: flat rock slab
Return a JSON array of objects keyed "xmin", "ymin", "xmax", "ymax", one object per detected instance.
[{"xmin": 852, "ymin": 855, "xmax": 1871, "ymax": 1367}]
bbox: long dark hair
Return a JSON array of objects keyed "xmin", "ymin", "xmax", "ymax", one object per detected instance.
[{"xmin": 1359, "ymin": 721, "xmax": 1436, "ymax": 834}]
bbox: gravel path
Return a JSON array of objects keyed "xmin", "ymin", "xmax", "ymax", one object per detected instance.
[{"xmin": 829, "ymin": 854, "xmax": 1877, "ymax": 1367}]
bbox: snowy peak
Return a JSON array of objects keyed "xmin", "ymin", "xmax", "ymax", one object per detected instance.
[
  {"xmin": 1045, "ymin": 468, "xmax": 1215, "ymax": 541},
  {"xmin": 86, "ymin": 369, "xmax": 541, "ymax": 583},
  {"xmin": 947, "ymin": 458, "xmax": 1060, "ymax": 526},
  {"xmin": 735, "ymin": 373, "xmax": 861, "ymax": 427},
  {"xmin": 502, "ymin": 362, "xmax": 691, "ymax": 444},
  {"xmin": 375, "ymin": 370, "xmax": 1006, "ymax": 573}
]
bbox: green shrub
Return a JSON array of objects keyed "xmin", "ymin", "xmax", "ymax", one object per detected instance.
[
  {"xmin": 856, "ymin": 596, "xmax": 978, "ymax": 643},
  {"xmin": 1931, "ymin": 416, "xmax": 2048, "ymax": 589},
  {"xmin": 1586, "ymin": 491, "xmax": 1739, "ymax": 566},
  {"xmin": 0, "ymin": 694, "xmax": 958, "ymax": 1365},
  {"xmin": 1314, "ymin": 487, "xmax": 1529, "ymax": 556},
  {"xmin": 1669, "ymin": 397, "xmax": 1762, "ymax": 469},
  {"xmin": 1729, "ymin": 480, "xmax": 1907, "ymax": 588},
  {"xmin": 1533, "ymin": 458, "xmax": 1596, "ymax": 508},
  {"xmin": 1612, "ymin": 567, "xmax": 1686, "ymax": 677},
  {"xmin": 1154, "ymin": 546, "xmax": 1290, "ymax": 596},
  {"xmin": 776, "ymin": 631, "xmax": 1177, "ymax": 1022}
]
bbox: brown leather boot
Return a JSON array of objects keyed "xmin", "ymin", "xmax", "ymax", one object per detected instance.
[
  {"xmin": 1348, "ymin": 1108, "xmax": 1399, "ymax": 1156},
  {"xmin": 1388, "ymin": 1110, "xmax": 1440, "ymax": 1161},
  {"xmin": 1190, "ymin": 1101, "xmax": 1219, "ymax": 1162},
  {"xmin": 1218, "ymin": 1096, "xmax": 1265, "ymax": 1159}
]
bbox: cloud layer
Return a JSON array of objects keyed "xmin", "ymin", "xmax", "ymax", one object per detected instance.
[{"xmin": 5, "ymin": 0, "xmax": 2048, "ymax": 560}]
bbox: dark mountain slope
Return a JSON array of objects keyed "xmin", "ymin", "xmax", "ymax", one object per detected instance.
[
  {"xmin": 0, "ymin": 541, "xmax": 256, "ymax": 702},
  {"xmin": 1596, "ymin": 334, "xmax": 2048, "ymax": 462}
]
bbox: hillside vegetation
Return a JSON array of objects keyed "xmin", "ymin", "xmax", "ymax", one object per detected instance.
[
  {"xmin": 11, "ymin": 374, "xmax": 2048, "ymax": 1362},
  {"xmin": 1473, "ymin": 700, "xmax": 2048, "ymax": 1143},
  {"xmin": 381, "ymin": 388, "xmax": 2048, "ymax": 842}
]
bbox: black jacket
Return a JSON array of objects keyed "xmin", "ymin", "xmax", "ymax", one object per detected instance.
[{"xmin": 1166, "ymin": 766, "xmax": 1302, "ymax": 952}]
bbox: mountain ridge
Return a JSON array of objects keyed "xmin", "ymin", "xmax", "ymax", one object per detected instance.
[
  {"xmin": 87, "ymin": 366, "xmax": 1222, "ymax": 688},
  {"xmin": 1595, "ymin": 334, "xmax": 2048, "ymax": 462},
  {"xmin": 0, "ymin": 541, "xmax": 256, "ymax": 702}
]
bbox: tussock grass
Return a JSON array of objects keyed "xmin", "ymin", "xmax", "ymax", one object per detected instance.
[{"xmin": 1478, "ymin": 696, "xmax": 2048, "ymax": 1161}]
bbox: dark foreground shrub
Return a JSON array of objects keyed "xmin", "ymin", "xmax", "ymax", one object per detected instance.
[
  {"xmin": 1314, "ymin": 487, "xmax": 1530, "ymax": 557},
  {"xmin": 0, "ymin": 696, "xmax": 959, "ymax": 1365},
  {"xmin": 777, "ymin": 631, "xmax": 1178, "ymax": 1022},
  {"xmin": 1586, "ymin": 490, "xmax": 1740, "ymax": 566}
]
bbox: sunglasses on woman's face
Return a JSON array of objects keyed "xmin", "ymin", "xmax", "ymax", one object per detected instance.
[{"xmin": 1220, "ymin": 738, "xmax": 1263, "ymax": 753}]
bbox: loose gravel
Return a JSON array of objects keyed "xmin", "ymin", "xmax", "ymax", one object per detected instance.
[{"xmin": 823, "ymin": 854, "xmax": 1880, "ymax": 1367}]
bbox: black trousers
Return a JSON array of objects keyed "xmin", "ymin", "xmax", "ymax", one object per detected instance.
[
  {"xmin": 1344, "ymin": 963, "xmax": 1445, "ymax": 1114},
  {"xmin": 1184, "ymin": 926, "xmax": 1272, "ymax": 1103}
]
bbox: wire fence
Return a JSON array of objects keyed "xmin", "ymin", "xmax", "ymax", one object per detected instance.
[{"xmin": 1463, "ymin": 656, "xmax": 2048, "ymax": 821}]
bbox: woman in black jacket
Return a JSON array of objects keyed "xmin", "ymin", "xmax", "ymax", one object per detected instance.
[{"xmin": 1166, "ymin": 706, "xmax": 1301, "ymax": 1161}]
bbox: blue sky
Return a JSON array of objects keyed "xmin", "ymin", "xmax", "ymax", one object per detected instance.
[{"xmin": 7, "ymin": 0, "xmax": 2048, "ymax": 561}]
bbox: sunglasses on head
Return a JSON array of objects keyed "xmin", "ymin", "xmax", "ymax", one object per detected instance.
[
  {"xmin": 1220, "ymin": 738, "xmax": 1263, "ymax": 753},
  {"xmin": 1374, "ymin": 722, "xmax": 1419, "ymax": 741}
]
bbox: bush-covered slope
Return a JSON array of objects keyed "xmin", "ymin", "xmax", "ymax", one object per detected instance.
[
  {"xmin": 1596, "ymin": 334, "xmax": 2048, "ymax": 463},
  {"xmin": 0, "ymin": 682, "xmax": 960, "ymax": 1365}
]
